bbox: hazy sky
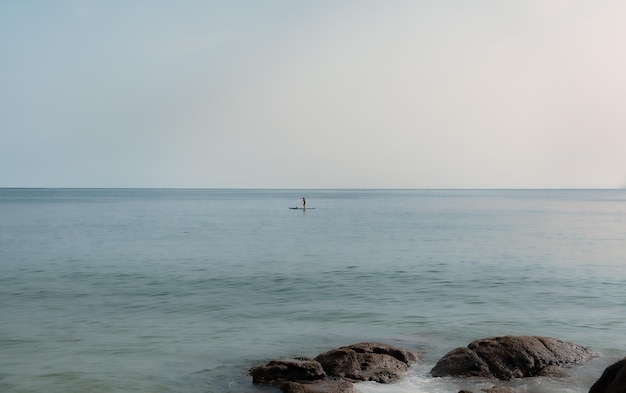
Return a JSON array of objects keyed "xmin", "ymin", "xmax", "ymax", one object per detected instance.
[{"xmin": 2, "ymin": 1, "xmax": 626, "ymax": 188}]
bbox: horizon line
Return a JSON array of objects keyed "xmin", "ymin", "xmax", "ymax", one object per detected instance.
[{"xmin": 1, "ymin": 187, "xmax": 625, "ymax": 191}]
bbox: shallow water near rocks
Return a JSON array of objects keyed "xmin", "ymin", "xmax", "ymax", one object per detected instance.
[{"xmin": 1, "ymin": 189, "xmax": 625, "ymax": 393}]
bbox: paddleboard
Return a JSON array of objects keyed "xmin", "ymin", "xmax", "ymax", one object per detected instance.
[{"xmin": 289, "ymin": 207, "xmax": 315, "ymax": 210}]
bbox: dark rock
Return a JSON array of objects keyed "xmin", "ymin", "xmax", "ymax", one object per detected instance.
[
  {"xmin": 431, "ymin": 346, "xmax": 492, "ymax": 378},
  {"xmin": 281, "ymin": 380, "xmax": 357, "ymax": 393},
  {"xmin": 348, "ymin": 342, "xmax": 418, "ymax": 364},
  {"xmin": 250, "ymin": 358, "xmax": 325, "ymax": 385},
  {"xmin": 431, "ymin": 336, "xmax": 595, "ymax": 380},
  {"xmin": 314, "ymin": 342, "xmax": 417, "ymax": 383},
  {"xmin": 314, "ymin": 348, "xmax": 360, "ymax": 379},
  {"xmin": 250, "ymin": 342, "xmax": 417, "ymax": 392},
  {"xmin": 589, "ymin": 357, "xmax": 626, "ymax": 393},
  {"xmin": 536, "ymin": 364, "xmax": 568, "ymax": 377}
]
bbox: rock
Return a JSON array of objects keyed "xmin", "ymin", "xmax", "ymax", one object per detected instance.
[
  {"xmin": 431, "ymin": 336, "xmax": 595, "ymax": 380},
  {"xmin": 536, "ymin": 364, "xmax": 568, "ymax": 377},
  {"xmin": 281, "ymin": 380, "xmax": 357, "ymax": 393},
  {"xmin": 250, "ymin": 358, "xmax": 326, "ymax": 385},
  {"xmin": 348, "ymin": 342, "xmax": 418, "ymax": 364},
  {"xmin": 589, "ymin": 357, "xmax": 626, "ymax": 393},
  {"xmin": 314, "ymin": 342, "xmax": 417, "ymax": 383},
  {"xmin": 432, "ymin": 346, "xmax": 491, "ymax": 378},
  {"xmin": 250, "ymin": 342, "xmax": 417, "ymax": 392}
]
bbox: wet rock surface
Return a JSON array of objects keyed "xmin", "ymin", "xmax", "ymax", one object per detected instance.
[
  {"xmin": 250, "ymin": 358, "xmax": 326, "ymax": 385},
  {"xmin": 431, "ymin": 336, "xmax": 595, "ymax": 380}
]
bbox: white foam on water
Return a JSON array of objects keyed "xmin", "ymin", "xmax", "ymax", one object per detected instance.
[
  {"xmin": 355, "ymin": 362, "xmax": 600, "ymax": 393},
  {"xmin": 356, "ymin": 364, "xmax": 488, "ymax": 393}
]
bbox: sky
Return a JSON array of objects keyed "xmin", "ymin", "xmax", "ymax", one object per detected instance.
[{"xmin": 2, "ymin": 0, "xmax": 626, "ymax": 189}]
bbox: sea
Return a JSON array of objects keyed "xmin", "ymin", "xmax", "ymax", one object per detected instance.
[{"xmin": 1, "ymin": 188, "xmax": 625, "ymax": 393}]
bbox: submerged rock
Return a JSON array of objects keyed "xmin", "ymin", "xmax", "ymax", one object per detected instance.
[
  {"xmin": 431, "ymin": 336, "xmax": 595, "ymax": 380},
  {"xmin": 589, "ymin": 357, "xmax": 626, "ymax": 393}
]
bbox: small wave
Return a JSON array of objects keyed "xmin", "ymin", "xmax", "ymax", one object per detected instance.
[{"xmin": 355, "ymin": 362, "xmax": 601, "ymax": 393}]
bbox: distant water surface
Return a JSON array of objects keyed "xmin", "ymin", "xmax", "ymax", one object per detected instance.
[{"xmin": 1, "ymin": 189, "xmax": 625, "ymax": 393}]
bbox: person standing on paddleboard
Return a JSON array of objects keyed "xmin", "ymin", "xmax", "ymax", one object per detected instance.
[{"xmin": 302, "ymin": 197, "xmax": 306, "ymax": 209}]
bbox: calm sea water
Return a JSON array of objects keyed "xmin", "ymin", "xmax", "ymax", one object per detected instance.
[{"xmin": 1, "ymin": 189, "xmax": 625, "ymax": 393}]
